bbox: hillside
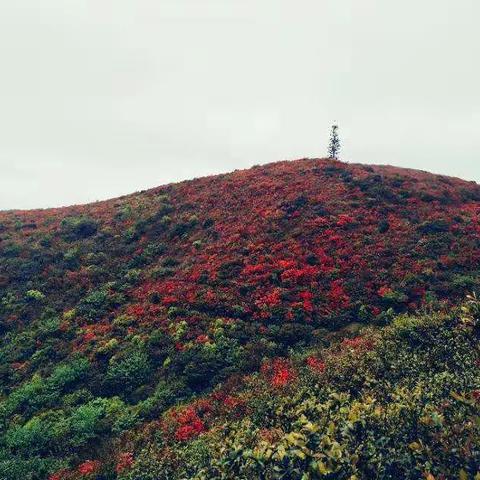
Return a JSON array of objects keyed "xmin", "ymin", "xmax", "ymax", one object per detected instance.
[{"xmin": 0, "ymin": 158, "xmax": 480, "ymax": 479}]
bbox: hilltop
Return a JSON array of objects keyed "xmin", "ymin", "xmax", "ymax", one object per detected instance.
[{"xmin": 0, "ymin": 158, "xmax": 479, "ymax": 479}]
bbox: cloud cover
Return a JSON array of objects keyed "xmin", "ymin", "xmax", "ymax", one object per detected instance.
[{"xmin": 0, "ymin": 0, "xmax": 479, "ymax": 209}]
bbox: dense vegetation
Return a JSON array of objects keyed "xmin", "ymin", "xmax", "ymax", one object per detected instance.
[
  {"xmin": 0, "ymin": 158, "xmax": 479, "ymax": 479},
  {"xmin": 120, "ymin": 295, "xmax": 480, "ymax": 480}
]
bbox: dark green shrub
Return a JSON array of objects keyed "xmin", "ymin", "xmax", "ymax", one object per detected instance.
[
  {"xmin": 378, "ymin": 219, "xmax": 390, "ymax": 233},
  {"xmin": 105, "ymin": 348, "xmax": 153, "ymax": 395},
  {"xmin": 77, "ymin": 286, "xmax": 124, "ymax": 320},
  {"xmin": 60, "ymin": 216, "xmax": 98, "ymax": 241},
  {"xmin": 418, "ymin": 219, "xmax": 449, "ymax": 234}
]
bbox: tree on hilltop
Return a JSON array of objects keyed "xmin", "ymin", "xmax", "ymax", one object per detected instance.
[{"xmin": 328, "ymin": 124, "xmax": 340, "ymax": 160}]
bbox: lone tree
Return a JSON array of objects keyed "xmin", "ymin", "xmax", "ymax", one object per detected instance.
[{"xmin": 328, "ymin": 124, "xmax": 340, "ymax": 160}]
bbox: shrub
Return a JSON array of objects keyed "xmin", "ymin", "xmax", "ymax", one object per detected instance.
[
  {"xmin": 77, "ymin": 286, "xmax": 123, "ymax": 320},
  {"xmin": 105, "ymin": 347, "xmax": 153, "ymax": 395},
  {"xmin": 60, "ymin": 216, "xmax": 98, "ymax": 241},
  {"xmin": 417, "ymin": 219, "xmax": 449, "ymax": 234},
  {"xmin": 25, "ymin": 290, "xmax": 45, "ymax": 303},
  {"xmin": 137, "ymin": 305, "xmax": 479, "ymax": 480},
  {"xmin": 67, "ymin": 399, "xmax": 108, "ymax": 447}
]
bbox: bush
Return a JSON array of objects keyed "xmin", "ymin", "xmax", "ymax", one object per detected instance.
[
  {"xmin": 417, "ymin": 219, "xmax": 449, "ymax": 234},
  {"xmin": 60, "ymin": 216, "xmax": 98, "ymax": 241},
  {"xmin": 105, "ymin": 347, "xmax": 153, "ymax": 395},
  {"xmin": 77, "ymin": 286, "xmax": 123, "ymax": 320},
  {"xmin": 5, "ymin": 410, "xmax": 63, "ymax": 454},
  {"xmin": 67, "ymin": 398, "xmax": 108, "ymax": 447},
  {"xmin": 121, "ymin": 303, "xmax": 480, "ymax": 480},
  {"xmin": 25, "ymin": 290, "xmax": 45, "ymax": 303}
]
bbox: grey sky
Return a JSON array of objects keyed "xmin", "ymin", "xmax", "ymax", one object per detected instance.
[{"xmin": 0, "ymin": 0, "xmax": 479, "ymax": 210}]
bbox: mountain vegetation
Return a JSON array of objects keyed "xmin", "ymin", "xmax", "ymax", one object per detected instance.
[{"xmin": 0, "ymin": 158, "xmax": 479, "ymax": 479}]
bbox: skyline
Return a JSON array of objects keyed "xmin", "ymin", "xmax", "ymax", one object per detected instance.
[{"xmin": 1, "ymin": 0, "xmax": 479, "ymax": 209}]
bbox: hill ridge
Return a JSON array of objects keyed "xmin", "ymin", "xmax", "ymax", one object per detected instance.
[
  {"xmin": 2, "ymin": 157, "xmax": 478, "ymax": 214},
  {"xmin": 0, "ymin": 157, "xmax": 480, "ymax": 478}
]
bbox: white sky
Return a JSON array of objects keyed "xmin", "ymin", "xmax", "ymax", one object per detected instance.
[{"xmin": 0, "ymin": 0, "xmax": 479, "ymax": 209}]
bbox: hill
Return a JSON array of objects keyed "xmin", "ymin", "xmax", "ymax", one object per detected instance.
[{"xmin": 0, "ymin": 158, "xmax": 479, "ymax": 479}]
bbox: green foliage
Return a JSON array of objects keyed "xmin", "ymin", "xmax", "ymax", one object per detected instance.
[
  {"xmin": 25, "ymin": 290, "xmax": 45, "ymax": 303},
  {"xmin": 48, "ymin": 357, "xmax": 90, "ymax": 391},
  {"xmin": 418, "ymin": 219, "xmax": 450, "ymax": 234},
  {"xmin": 173, "ymin": 336, "xmax": 241, "ymax": 391},
  {"xmin": 67, "ymin": 398, "xmax": 109, "ymax": 447},
  {"xmin": 1, "ymin": 357, "xmax": 90, "ymax": 419},
  {"xmin": 452, "ymin": 273, "xmax": 480, "ymax": 292},
  {"xmin": 105, "ymin": 347, "xmax": 153, "ymax": 395},
  {"xmin": 122, "ymin": 303, "xmax": 480, "ymax": 480},
  {"xmin": 6, "ymin": 411, "xmax": 61, "ymax": 453},
  {"xmin": 377, "ymin": 218, "xmax": 390, "ymax": 233},
  {"xmin": 77, "ymin": 285, "xmax": 124, "ymax": 320},
  {"xmin": 378, "ymin": 289, "xmax": 408, "ymax": 308},
  {"xmin": 1, "ymin": 160, "xmax": 480, "ymax": 479},
  {"xmin": 136, "ymin": 379, "xmax": 190, "ymax": 421},
  {"xmin": 63, "ymin": 247, "xmax": 80, "ymax": 269},
  {"xmin": 60, "ymin": 215, "xmax": 98, "ymax": 240},
  {"xmin": 0, "ymin": 453, "xmax": 62, "ymax": 480}
]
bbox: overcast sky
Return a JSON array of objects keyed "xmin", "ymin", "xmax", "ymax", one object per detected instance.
[{"xmin": 0, "ymin": 1, "xmax": 479, "ymax": 210}]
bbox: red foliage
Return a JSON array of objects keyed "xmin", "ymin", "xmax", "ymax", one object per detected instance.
[
  {"xmin": 82, "ymin": 332, "xmax": 96, "ymax": 343},
  {"xmin": 77, "ymin": 460, "xmax": 101, "ymax": 476},
  {"xmin": 378, "ymin": 286, "xmax": 393, "ymax": 297},
  {"xmin": 127, "ymin": 304, "xmax": 146, "ymax": 318},
  {"xmin": 170, "ymin": 405, "xmax": 206, "ymax": 442},
  {"xmin": 336, "ymin": 214, "xmax": 355, "ymax": 226},
  {"xmin": 222, "ymin": 395, "xmax": 244, "ymax": 410},
  {"xmin": 115, "ymin": 452, "xmax": 134, "ymax": 474},
  {"xmin": 328, "ymin": 280, "xmax": 350, "ymax": 309},
  {"xmin": 298, "ymin": 291, "xmax": 314, "ymax": 312},
  {"xmin": 175, "ymin": 342, "xmax": 185, "ymax": 351},
  {"xmin": 195, "ymin": 334, "xmax": 210, "ymax": 344},
  {"xmin": 29, "ymin": 158, "xmax": 475, "ymax": 344},
  {"xmin": 11, "ymin": 361, "xmax": 27, "ymax": 371},
  {"xmin": 306, "ymin": 356, "xmax": 326, "ymax": 373},
  {"xmin": 48, "ymin": 471, "xmax": 69, "ymax": 480},
  {"xmin": 3, "ymin": 157, "xmax": 480, "ymax": 474},
  {"xmin": 175, "ymin": 422, "xmax": 205, "ymax": 441},
  {"xmin": 280, "ymin": 265, "xmax": 318, "ymax": 284},
  {"xmin": 341, "ymin": 336, "xmax": 374, "ymax": 351},
  {"xmin": 261, "ymin": 358, "xmax": 297, "ymax": 388},
  {"xmin": 256, "ymin": 288, "xmax": 282, "ymax": 308}
]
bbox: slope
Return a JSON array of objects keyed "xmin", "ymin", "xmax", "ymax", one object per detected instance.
[{"xmin": 0, "ymin": 158, "xmax": 479, "ymax": 478}]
